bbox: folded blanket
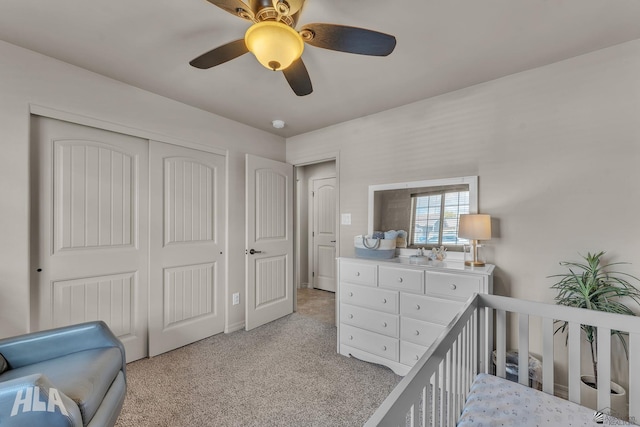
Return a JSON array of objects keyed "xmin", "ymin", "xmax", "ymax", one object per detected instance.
[{"xmin": 384, "ymin": 230, "xmax": 399, "ymax": 240}]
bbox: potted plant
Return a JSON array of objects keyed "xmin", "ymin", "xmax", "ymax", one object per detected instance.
[{"xmin": 550, "ymin": 251, "xmax": 640, "ymax": 417}]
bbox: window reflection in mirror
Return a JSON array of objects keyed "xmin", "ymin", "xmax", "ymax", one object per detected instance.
[{"xmin": 368, "ymin": 177, "xmax": 478, "ymax": 251}]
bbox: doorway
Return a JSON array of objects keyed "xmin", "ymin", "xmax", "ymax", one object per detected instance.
[{"xmin": 294, "ymin": 160, "xmax": 337, "ymax": 325}]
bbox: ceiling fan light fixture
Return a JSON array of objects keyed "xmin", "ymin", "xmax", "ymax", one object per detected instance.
[{"xmin": 244, "ymin": 21, "xmax": 304, "ymax": 71}]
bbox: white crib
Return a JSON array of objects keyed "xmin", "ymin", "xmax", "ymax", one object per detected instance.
[{"xmin": 365, "ymin": 293, "xmax": 640, "ymax": 426}]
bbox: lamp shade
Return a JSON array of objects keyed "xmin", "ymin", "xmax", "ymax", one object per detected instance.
[
  {"xmin": 458, "ymin": 214, "xmax": 492, "ymax": 240},
  {"xmin": 245, "ymin": 21, "xmax": 304, "ymax": 71}
]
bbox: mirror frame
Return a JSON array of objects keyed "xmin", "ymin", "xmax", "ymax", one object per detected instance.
[{"xmin": 367, "ymin": 176, "xmax": 479, "ymax": 236}]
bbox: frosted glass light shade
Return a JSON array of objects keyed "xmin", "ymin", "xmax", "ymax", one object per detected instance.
[
  {"xmin": 458, "ymin": 214, "xmax": 492, "ymax": 240},
  {"xmin": 245, "ymin": 21, "xmax": 304, "ymax": 71}
]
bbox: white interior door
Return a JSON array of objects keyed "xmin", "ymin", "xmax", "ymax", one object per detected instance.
[
  {"xmin": 32, "ymin": 116, "xmax": 148, "ymax": 362},
  {"xmin": 312, "ymin": 177, "xmax": 336, "ymax": 292},
  {"xmin": 148, "ymin": 141, "xmax": 226, "ymax": 356},
  {"xmin": 245, "ymin": 154, "xmax": 293, "ymax": 330}
]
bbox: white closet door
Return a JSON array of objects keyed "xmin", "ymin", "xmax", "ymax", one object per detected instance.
[
  {"xmin": 148, "ymin": 141, "xmax": 226, "ymax": 356},
  {"xmin": 245, "ymin": 154, "xmax": 293, "ymax": 330},
  {"xmin": 32, "ymin": 116, "xmax": 149, "ymax": 362}
]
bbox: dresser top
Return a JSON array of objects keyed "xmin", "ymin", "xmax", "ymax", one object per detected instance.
[{"xmin": 340, "ymin": 256, "xmax": 495, "ymax": 275}]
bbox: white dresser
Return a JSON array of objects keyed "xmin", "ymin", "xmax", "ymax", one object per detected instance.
[{"xmin": 337, "ymin": 257, "xmax": 494, "ymax": 376}]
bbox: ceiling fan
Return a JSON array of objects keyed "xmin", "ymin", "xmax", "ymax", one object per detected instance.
[{"xmin": 189, "ymin": 0, "xmax": 396, "ymax": 96}]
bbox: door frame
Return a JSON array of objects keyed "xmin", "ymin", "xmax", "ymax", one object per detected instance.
[{"xmin": 289, "ymin": 152, "xmax": 340, "ymax": 311}]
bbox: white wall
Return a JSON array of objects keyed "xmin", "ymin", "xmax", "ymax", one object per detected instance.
[
  {"xmin": 287, "ymin": 39, "xmax": 640, "ymax": 385},
  {"xmin": 0, "ymin": 40, "xmax": 285, "ymax": 338}
]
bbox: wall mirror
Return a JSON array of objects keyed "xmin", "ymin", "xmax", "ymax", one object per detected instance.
[{"xmin": 368, "ymin": 176, "xmax": 478, "ymax": 250}]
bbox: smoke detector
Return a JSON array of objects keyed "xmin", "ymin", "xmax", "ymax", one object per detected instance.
[{"xmin": 272, "ymin": 119, "xmax": 286, "ymax": 129}]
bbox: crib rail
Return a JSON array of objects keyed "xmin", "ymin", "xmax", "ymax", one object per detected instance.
[
  {"xmin": 366, "ymin": 293, "xmax": 640, "ymax": 426},
  {"xmin": 365, "ymin": 295, "xmax": 484, "ymax": 427}
]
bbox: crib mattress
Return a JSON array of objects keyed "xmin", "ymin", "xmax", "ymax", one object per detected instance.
[{"xmin": 458, "ymin": 373, "xmax": 617, "ymax": 426}]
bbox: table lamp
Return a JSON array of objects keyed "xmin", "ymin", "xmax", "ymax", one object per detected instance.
[{"xmin": 458, "ymin": 214, "xmax": 491, "ymax": 267}]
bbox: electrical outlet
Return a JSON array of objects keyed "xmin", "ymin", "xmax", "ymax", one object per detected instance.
[{"xmin": 232, "ymin": 293, "xmax": 240, "ymax": 305}]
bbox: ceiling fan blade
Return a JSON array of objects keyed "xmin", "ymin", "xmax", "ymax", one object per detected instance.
[
  {"xmin": 300, "ymin": 23, "xmax": 396, "ymax": 56},
  {"xmin": 189, "ymin": 39, "xmax": 249, "ymax": 69},
  {"xmin": 283, "ymin": 58, "xmax": 313, "ymax": 96},
  {"xmin": 204, "ymin": 0, "xmax": 254, "ymax": 21}
]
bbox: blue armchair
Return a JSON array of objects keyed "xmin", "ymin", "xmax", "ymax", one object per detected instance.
[{"xmin": 0, "ymin": 321, "xmax": 126, "ymax": 426}]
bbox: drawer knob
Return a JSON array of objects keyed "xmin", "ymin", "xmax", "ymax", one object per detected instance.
[
  {"xmin": 355, "ymin": 272, "xmax": 360, "ymax": 277},
  {"xmin": 348, "ymin": 292, "xmax": 353, "ymax": 297},
  {"xmin": 382, "ymin": 345, "xmax": 387, "ymax": 351},
  {"xmin": 349, "ymin": 335, "xmax": 353, "ymax": 340},
  {"xmin": 414, "ymin": 330, "xmax": 420, "ymax": 336},
  {"xmin": 382, "ymin": 298, "xmax": 387, "ymax": 304},
  {"xmin": 450, "ymin": 284, "xmax": 457, "ymax": 290},
  {"xmin": 348, "ymin": 314, "xmax": 353, "ymax": 319},
  {"xmin": 416, "ymin": 304, "xmax": 421, "ymax": 310},
  {"xmin": 397, "ymin": 277, "xmax": 403, "ymax": 283},
  {"xmin": 382, "ymin": 322, "xmax": 387, "ymax": 327}
]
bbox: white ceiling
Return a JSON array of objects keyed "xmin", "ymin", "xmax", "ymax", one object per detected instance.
[{"xmin": 2, "ymin": 0, "xmax": 640, "ymax": 137}]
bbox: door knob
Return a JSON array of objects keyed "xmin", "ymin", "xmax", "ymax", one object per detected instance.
[{"xmin": 249, "ymin": 249, "xmax": 262, "ymax": 255}]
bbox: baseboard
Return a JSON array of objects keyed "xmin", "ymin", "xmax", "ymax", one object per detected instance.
[
  {"xmin": 554, "ymin": 383, "xmax": 568, "ymax": 400},
  {"xmin": 225, "ymin": 321, "xmax": 245, "ymax": 334}
]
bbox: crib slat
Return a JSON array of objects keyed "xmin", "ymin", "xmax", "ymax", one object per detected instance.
[
  {"xmin": 473, "ymin": 308, "xmax": 478, "ymax": 378},
  {"xmin": 446, "ymin": 349, "xmax": 453, "ymax": 426},
  {"xmin": 597, "ymin": 327, "xmax": 611, "ymax": 412},
  {"xmin": 484, "ymin": 306, "xmax": 493, "ymax": 374},
  {"xmin": 409, "ymin": 396, "xmax": 420, "ymax": 427},
  {"xmin": 452, "ymin": 338, "xmax": 458, "ymax": 424},
  {"xmin": 426, "ymin": 373, "xmax": 433, "ymax": 427},
  {"xmin": 470, "ymin": 309, "xmax": 476, "ymax": 381},
  {"xmin": 435, "ymin": 364, "xmax": 442, "ymax": 427},
  {"xmin": 461, "ymin": 324, "xmax": 466, "ymax": 406},
  {"xmin": 420, "ymin": 384, "xmax": 426, "ymax": 427},
  {"xmin": 568, "ymin": 321, "xmax": 581, "ymax": 403},
  {"xmin": 461, "ymin": 324, "xmax": 468, "ymax": 414},
  {"xmin": 466, "ymin": 320, "xmax": 472, "ymax": 395},
  {"xmin": 518, "ymin": 313, "xmax": 529, "ymax": 386},
  {"xmin": 630, "ymin": 333, "xmax": 640, "ymax": 423},
  {"xmin": 496, "ymin": 309, "xmax": 506, "ymax": 378},
  {"xmin": 542, "ymin": 317, "xmax": 554, "ymax": 395}
]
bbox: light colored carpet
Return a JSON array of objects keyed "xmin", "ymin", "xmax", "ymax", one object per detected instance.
[{"xmin": 116, "ymin": 313, "xmax": 401, "ymax": 427}]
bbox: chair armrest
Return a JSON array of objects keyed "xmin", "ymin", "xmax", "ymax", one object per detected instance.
[
  {"xmin": 0, "ymin": 373, "xmax": 83, "ymax": 427},
  {"xmin": 0, "ymin": 321, "xmax": 125, "ymax": 372}
]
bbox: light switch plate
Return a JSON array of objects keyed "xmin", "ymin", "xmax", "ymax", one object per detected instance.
[{"xmin": 341, "ymin": 213, "xmax": 351, "ymax": 225}]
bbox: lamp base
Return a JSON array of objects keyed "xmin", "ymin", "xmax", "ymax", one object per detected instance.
[{"xmin": 464, "ymin": 260, "xmax": 486, "ymax": 267}]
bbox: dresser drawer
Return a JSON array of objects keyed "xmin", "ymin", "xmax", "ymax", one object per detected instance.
[
  {"xmin": 426, "ymin": 271, "xmax": 482, "ymax": 301},
  {"xmin": 401, "ymin": 317, "xmax": 444, "ymax": 347},
  {"xmin": 378, "ymin": 266, "xmax": 424, "ymax": 293},
  {"xmin": 400, "ymin": 293, "xmax": 463, "ymax": 325},
  {"xmin": 341, "ymin": 283, "xmax": 399, "ymax": 314},
  {"xmin": 340, "ymin": 261, "xmax": 377, "ymax": 286},
  {"xmin": 340, "ymin": 324, "xmax": 399, "ymax": 362},
  {"xmin": 340, "ymin": 303, "xmax": 399, "ymax": 338},
  {"xmin": 400, "ymin": 340, "xmax": 429, "ymax": 367}
]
